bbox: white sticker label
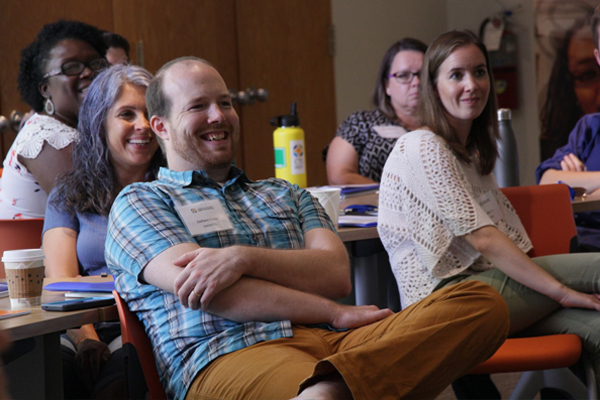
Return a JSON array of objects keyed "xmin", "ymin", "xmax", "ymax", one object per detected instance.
[
  {"xmin": 476, "ymin": 191, "xmax": 503, "ymax": 224},
  {"xmin": 289, "ymin": 139, "xmax": 306, "ymax": 175},
  {"xmin": 373, "ymin": 125, "xmax": 407, "ymax": 139},
  {"xmin": 176, "ymin": 199, "xmax": 234, "ymax": 236}
]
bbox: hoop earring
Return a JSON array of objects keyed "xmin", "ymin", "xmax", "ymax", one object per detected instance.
[{"xmin": 44, "ymin": 98, "xmax": 55, "ymax": 115}]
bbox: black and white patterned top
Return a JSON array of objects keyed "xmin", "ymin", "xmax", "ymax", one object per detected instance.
[{"xmin": 335, "ymin": 109, "xmax": 404, "ymax": 182}]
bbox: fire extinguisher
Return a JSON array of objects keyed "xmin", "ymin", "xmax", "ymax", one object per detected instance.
[{"xmin": 480, "ymin": 16, "xmax": 519, "ymax": 110}]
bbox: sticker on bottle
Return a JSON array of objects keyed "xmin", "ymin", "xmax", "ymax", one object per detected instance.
[
  {"xmin": 290, "ymin": 139, "xmax": 306, "ymax": 175},
  {"xmin": 274, "ymin": 147, "xmax": 286, "ymax": 168}
]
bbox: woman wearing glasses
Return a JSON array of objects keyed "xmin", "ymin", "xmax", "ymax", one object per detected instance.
[
  {"xmin": 0, "ymin": 20, "xmax": 107, "ymax": 219},
  {"xmin": 326, "ymin": 38, "xmax": 427, "ymax": 184}
]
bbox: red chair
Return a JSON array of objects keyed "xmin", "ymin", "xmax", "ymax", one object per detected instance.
[
  {"xmin": 113, "ymin": 290, "xmax": 168, "ymax": 400},
  {"xmin": 0, "ymin": 218, "xmax": 44, "ymax": 278},
  {"xmin": 469, "ymin": 184, "xmax": 594, "ymax": 399}
]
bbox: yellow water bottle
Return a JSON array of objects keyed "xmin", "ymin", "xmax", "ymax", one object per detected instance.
[{"xmin": 271, "ymin": 103, "xmax": 307, "ymax": 187}]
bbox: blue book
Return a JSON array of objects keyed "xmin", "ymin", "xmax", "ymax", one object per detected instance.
[
  {"xmin": 338, "ymin": 215, "xmax": 378, "ymax": 228},
  {"xmin": 43, "ymin": 281, "xmax": 115, "ymax": 293},
  {"xmin": 339, "ymin": 184, "xmax": 380, "ymax": 196}
]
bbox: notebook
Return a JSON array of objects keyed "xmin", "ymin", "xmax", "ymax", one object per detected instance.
[
  {"xmin": 338, "ymin": 215, "xmax": 378, "ymax": 228},
  {"xmin": 0, "ymin": 283, "xmax": 8, "ymax": 298},
  {"xmin": 64, "ymin": 291, "xmax": 114, "ymax": 299},
  {"xmin": 43, "ymin": 281, "xmax": 115, "ymax": 292}
]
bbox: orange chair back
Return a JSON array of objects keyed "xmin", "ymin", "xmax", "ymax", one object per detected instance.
[
  {"xmin": 113, "ymin": 290, "xmax": 167, "ymax": 400},
  {"xmin": 501, "ymin": 184, "xmax": 577, "ymax": 257},
  {"xmin": 472, "ymin": 184, "xmax": 583, "ymax": 376},
  {"xmin": 0, "ymin": 218, "xmax": 44, "ymax": 278}
]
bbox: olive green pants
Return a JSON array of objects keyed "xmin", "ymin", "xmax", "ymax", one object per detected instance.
[{"xmin": 440, "ymin": 252, "xmax": 600, "ymax": 388}]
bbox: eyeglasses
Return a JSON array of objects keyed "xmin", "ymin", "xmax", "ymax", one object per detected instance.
[
  {"xmin": 42, "ymin": 58, "xmax": 109, "ymax": 79},
  {"xmin": 387, "ymin": 71, "xmax": 420, "ymax": 84}
]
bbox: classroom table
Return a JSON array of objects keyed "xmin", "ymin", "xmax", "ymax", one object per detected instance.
[
  {"xmin": 337, "ymin": 191, "xmax": 400, "ymax": 311},
  {"xmin": 0, "ymin": 276, "xmax": 116, "ymax": 399},
  {"xmin": 336, "ymin": 185, "xmax": 600, "ymax": 312},
  {"xmin": 572, "ymin": 195, "xmax": 600, "ymax": 213}
]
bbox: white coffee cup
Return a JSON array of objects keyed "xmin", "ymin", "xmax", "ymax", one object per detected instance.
[
  {"xmin": 2, "ymin": 249, "xmax": 45, "ymax": 308},
  {"xmin": 307, "ymin": 187, "xmax": 342, "ymax": 227}
]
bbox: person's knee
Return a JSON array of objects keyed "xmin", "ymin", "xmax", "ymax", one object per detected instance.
[{"xmin": 447, "ymin": 281, "xmax": 510, "ymax": 336}]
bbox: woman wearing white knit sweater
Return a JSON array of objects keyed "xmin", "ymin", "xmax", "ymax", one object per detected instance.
[{"xmin": 379, "ymin": 30, "xmax": 600, "ymax": 389}]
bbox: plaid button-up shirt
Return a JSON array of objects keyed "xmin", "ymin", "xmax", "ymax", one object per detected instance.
[{"xmin": 106, "ymin": 166, "xmax": 335, "ymax": 400}]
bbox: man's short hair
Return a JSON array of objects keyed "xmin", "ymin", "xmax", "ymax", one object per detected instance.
[
  {"xmin": 146, "ymin": 56, "xmax": 212, "ymax": 119},
  {"xmin": 591, "ymin": 5, "xmax": 600, "ymax": 49},
  {"xmin": 103, "ymin": 31, "xmax": 130, "ymax": 56},
  {"xmin": 146, "ymin": 57, "xmax": 213, "ymax": 153}
]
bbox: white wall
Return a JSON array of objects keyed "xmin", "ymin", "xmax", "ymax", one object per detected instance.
[
  {"xmin": 446, "ymin": 0, "xmax": 539, "ymax": 185},
  {"xmin": 331, "ymin": 0, "xmax": 447, "ymax": 123},
  {"xmin": 332, "ymin": 0, "xmax": 540, "ymax": 186}
]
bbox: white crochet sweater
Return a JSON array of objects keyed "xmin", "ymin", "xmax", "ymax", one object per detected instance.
[{"xmin": 378, "ymin": 130, "xmax": 532, "ymax": 308}]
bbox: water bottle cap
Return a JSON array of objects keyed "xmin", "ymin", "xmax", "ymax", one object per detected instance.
[
  {"xmin": 497, "ymin": 108, "xmax": 512, "ymax": 121},
  {"xmin": 270, "ymin": 102, "xmax": 300, "ymax": 127}
]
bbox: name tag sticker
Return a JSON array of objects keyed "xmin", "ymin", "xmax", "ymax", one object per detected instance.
[
  {"xmin": 373, "ymin": 125, "xmax": 407, "ymax": 139},
  {"xmin": 176, "ymin": 199, "xmax": 234, "ymax": 236},
  {"xmin": 476, "ymin": 191, "xmax": 503, "ymax": 224}
]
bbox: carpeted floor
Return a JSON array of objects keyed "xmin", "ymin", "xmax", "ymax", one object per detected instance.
[{"xmin": 435, "ymin": 373, "xmax": 533, "ymax": 400}]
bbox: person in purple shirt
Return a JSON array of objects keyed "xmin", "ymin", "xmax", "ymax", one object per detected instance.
[
  {"xmin": 537, "ymin": 7, "xmax": 600, "ymax": 251},
  {"xmin": 537, "ymin": 113, "xmax": 600, "ymax": 250}
]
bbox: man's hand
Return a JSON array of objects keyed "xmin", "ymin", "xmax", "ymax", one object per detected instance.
[
  {"xmin": 173, "ymin": 247, "xmax": 246, "ymax": 310},
  {"xmin": 560, "ymin": 153, "xmax": 586, "ymax": 172},
  {"xmin": 330, "ymin": 304, "xmax": 393, "ymax": 329}
]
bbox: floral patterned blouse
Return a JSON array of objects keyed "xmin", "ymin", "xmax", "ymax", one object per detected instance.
[{"xmin": 0, "ymin": 113, "xmax": 78, "ymax": 219}]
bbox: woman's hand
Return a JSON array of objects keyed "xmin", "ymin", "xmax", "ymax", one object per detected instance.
[
  {"xmin": 557, "ymin": 288, "xmax": 600, "ymax": 312},
  {"xmin": 75, "ymin": 338, "xmax": 111, "ymax": 389},
  {"xmin": 560, "ymin": 153, "xmax": 586, "ymax": 172}
]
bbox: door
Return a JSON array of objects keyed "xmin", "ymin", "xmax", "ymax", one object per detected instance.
[
  {"xmin": 0, "ymin": 0, "xmax": 114, "ymax": 155},
  {"xmin": 0, "ymin": 0, "xmax": 336, "ymax": 186},
  {"xmin": 235, "ymin": 0, "xmax": 336, "ymax": 186}
]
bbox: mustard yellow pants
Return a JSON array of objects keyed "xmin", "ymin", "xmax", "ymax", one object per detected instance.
[{"xmin": 185, "ymin": 281, "xmax": 509, "ymax": 400}]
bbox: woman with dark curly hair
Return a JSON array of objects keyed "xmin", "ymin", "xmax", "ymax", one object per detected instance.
[
  {"xmin": 42, "ymin": 64, "xmax": 162, "ymax": 399},
  {"xmin": 540, "ymin": 21, "xmax": 600, "ymax": 160},
  {"xmin": 326, "ymin": 38, "xmax": 427, "ymax": 184},
  {"xmin": 0, "ymin": 19, "xmax": 108, "ymax": 219}
]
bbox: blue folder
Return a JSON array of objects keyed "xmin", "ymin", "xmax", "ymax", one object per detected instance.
[
  {"xmin": 43, "ymin": 281, "xmax": 115, "ymax": 292},
  {"xmin": 340, "ymin": 184, "xmax": 380, "ymax": 196}
]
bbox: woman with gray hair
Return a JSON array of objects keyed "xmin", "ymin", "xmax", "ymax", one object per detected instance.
[{"xmin": 42, "ymin": 64, "xmax": 163, "ymax": 399}]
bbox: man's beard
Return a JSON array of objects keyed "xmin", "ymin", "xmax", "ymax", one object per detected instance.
[{"xmin": 171, "ymin": 124, "xmax": 239, "ymax": 171}]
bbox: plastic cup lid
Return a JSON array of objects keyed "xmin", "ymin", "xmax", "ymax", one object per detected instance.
[{"xmin": 2, "ymin": 249, "xmax": 45, "ymax": 262}]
